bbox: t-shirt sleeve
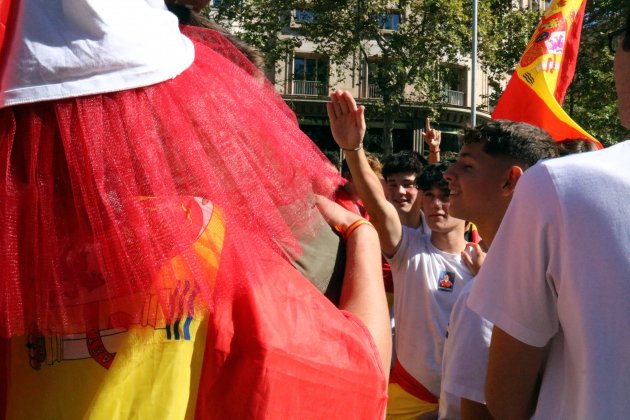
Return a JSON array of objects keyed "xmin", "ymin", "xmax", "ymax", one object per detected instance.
[
  {"xmin": 467, "ymin": 164, "xmax": 561, "ymax": 347},
  {"xmin": 442, "ymin": 288, "xmax": 492, "ymax": 404}
]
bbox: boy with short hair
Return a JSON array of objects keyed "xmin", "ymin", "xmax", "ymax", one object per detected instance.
[
  {"xmin": 327, "ymin": 90, "xmax": 473, "ymax": 419},
  {"xmin": 439, "ymin": 119, "xmax": 557, "ymax": 419}
]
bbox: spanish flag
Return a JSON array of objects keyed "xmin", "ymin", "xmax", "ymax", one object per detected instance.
[{"xmin": 492, "ymin": 0, "xmax": 602, "ymax": 149}]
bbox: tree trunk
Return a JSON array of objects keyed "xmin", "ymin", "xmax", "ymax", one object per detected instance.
[{"xmin": 382, "ymin": 114, "xmax": 395, "ymax": 156}]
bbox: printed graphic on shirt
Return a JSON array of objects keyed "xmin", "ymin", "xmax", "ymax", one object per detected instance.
[
  {"xmin": 23, "ymin": 196, "xmax": 223, "ymax": 372},
  {"xmin": 437, "ymin": 271, "xmax": 455, "ymax": 292}
]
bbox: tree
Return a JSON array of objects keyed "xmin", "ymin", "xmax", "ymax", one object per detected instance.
[
  {"xmin": 302, "ymin": 0, "xmax": 472, "ymax": 155},
  {"xmin": 207, "ymin": 0, "xmax": 301, "ymax": 83},
  {"xmin": 476, "ymin": 1, "xmax": 542, "ymax": 105},
  {"xmin": 564, "ymin": 1, "xmax": 627, "ymax": 146}
]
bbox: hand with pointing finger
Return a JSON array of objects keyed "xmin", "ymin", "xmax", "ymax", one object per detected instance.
[
  {"xmin": 422, "ymin": 118, "xmax": 441, "ymax": 163},
  {"xmin": 422, "ymin": 118, "xmax": 441, "ymax": 148}
]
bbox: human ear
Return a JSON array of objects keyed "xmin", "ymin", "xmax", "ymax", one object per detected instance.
[{"xmin": 501, "ymin": 166, "xmax": 523, "ymax": 196}]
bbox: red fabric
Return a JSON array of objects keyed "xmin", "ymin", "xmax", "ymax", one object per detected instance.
[
  {"xmin": 552, "ymin": 1, "xmax": 586, "ymax": 105},
  {"xmin": 195, "ymin": 231, "xmax": 387, "ymax": 419},
  {"xmin": 0, "ymin": 0, "xmax": 13, "ymax": 57},
  {"xmin": 492, "ymin": 0, "xmax": 601, "ymax": 148},
  {"xmin": 0, "ymin": 26, "xmax": 343, "ymax": 337},
  {"xmin": 334, "ymin": 187, "xmax": 368, "ymax": 218},
  {"xmin": 0, "ymin": 23, "xmax": 388, "ymax": 419},
  {"xmin": 389, "ymin": 358, "xmax": 438, "ymax": 404},
  {"xmin": 333, "ymin": 187, "xmax": 394, "ymax": 292},
  {"xmin": 492, "ymin": 75, "xmax": 592, "ymax": 141},
  {"xmin": 382, "ymin": 260, "xmax": 394, "ymax": 294},
  {"xmin": 0, "ymin": 0, "xmax": 18, "ymax": 93}
]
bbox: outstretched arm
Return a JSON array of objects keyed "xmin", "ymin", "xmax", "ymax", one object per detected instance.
[
  {"xmin": 422, "ymin": 118, "xmax": 441, "ymax": 164},
  {"xmin": 316, "ymin": 196, "xmax": 392, "ymax": 374},
  {"xmin": 327, "ymin": 90, "xmax": 402, "ymax": 257}
]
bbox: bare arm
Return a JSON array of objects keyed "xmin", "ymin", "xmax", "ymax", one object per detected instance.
[
  {"xmin": 461, "ymin": 398, "xmax": 493, "ymax": 420},
  {"xmin": 485, "ymin": 327, "xmax": 546, "ymax": 420},
  {"xmin": 316, "ymin": 196, "xmax": 392, "ymax": 374},
  {"xmin": 422, "ymin": 118, "xmax": 441, "ymax": 164},
  {"xmin": 327, "ymin": 90, "xmax": 402, "ymax": 257}
]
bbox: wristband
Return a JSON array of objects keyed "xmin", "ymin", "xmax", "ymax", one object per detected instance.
[
  {"xmin": 336, "ymin": 219, "xmax": 373, "ymax": 241},
  {"xmin": 429, "ymin": 149, "xmax": 440, "ymax": 154},
  {"xmin": 341, "ymin": 143, "xmax": 363, "ymax": 152}
]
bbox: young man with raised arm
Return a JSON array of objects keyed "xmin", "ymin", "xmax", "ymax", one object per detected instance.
[{"xmin": 328, "ymin": 90, "xmax": 473, "ymax": 419}]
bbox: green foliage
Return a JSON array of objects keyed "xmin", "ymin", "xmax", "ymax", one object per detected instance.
[
  {"xmin": 206, "ymin": 0, "xmax": 302, "ymax": 80},
  {"xmin": 302, "ymin": 0, "xmax": 473, "ymax": 154},
  {"xmin": 205, "ymin": 0, "xmax": 627, "ymax": 149},
  {"xmin": 476, "ymin": 0, "xmax": 541, "ymax": 104},
  {"xmin": 564, "ymin": 1, "xmax": 628, "ymax": 146}
]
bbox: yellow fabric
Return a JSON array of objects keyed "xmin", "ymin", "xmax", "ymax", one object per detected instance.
[
  {"xmin": 514, "ymin": 0, "xmax": 597, "ymax": 143},
  {"xmin": 5, "ymin": 199, "xmax": 224, "ymax": 419},
  {"xmin": 386, "ymin": 383, "xmax": 439, "ymax": 420}
]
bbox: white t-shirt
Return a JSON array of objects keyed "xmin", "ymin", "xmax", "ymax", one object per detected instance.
[
  {"xmin": 1, "ymin": 0, "xmax": 194, "ymax": 108},
  {"xmin": 468, "ymin": 141, "xmax": 630, "ymax": 419},
  {"xmin": 387, "ymin": 226, "xmax": 473, "ymax": 396},
  {"xmin": 439, "ymin": 280, "xmax": 492, "ymax": 420}
]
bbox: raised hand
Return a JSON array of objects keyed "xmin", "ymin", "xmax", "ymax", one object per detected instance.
[
  {"xmin": 461, "ymin": 242, "xmax": 486, "ymax": 276},
  {"xmin": 327, "ymin": 90, "xmax": 366, "ymax": 151},
  {"xmin": 422, "ymin": 117, "xmax": 441, "ymax": 150}
]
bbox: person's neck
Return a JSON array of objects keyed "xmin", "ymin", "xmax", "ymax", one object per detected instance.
[
  {"xmin": 430, "ymin": 226, "xmax": 467, "ymax": 254},
  {"xmin": 475, "ymin": 214, "xmax": 505, "ymax": 249}
]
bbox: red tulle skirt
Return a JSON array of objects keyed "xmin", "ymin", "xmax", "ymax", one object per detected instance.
[{"xmin": 0, "ymin": 26, "xmax": 342, "ymax": 338}]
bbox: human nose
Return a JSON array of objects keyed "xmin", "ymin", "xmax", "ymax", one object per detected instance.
[
  {"xmin": 443, "ymin": 166, "xmax": 454, "ymax": 182},
  {"xmin": 430, "ymin": 196, "xmax": 447, "ymax": 208}
]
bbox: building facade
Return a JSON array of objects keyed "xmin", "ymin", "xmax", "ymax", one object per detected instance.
[{"xmin": 210, "ymin": 1, "xmax": 546, "ymax": 156}]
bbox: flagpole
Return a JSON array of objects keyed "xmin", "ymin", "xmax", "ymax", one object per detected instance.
[{"xmin": 471, "ymin": 0, "xmax": 478, "ymax": 126}]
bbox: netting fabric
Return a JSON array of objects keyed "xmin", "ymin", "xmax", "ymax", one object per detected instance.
[{"xmin": 0, "ymin": 26, "xmax": 342, "ymax": 338}]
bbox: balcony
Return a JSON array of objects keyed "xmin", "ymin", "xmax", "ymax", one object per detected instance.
[
  {"xmin": 443, "ymin": 89, "xmax": 465, "ymax": 106},
  {"xmin": 368, "ymin": 84, "xmax": 382, "ymax": 98},
  {"xmin": 292, "ymin": 80, "xmax": 328, "ymax": 96}
]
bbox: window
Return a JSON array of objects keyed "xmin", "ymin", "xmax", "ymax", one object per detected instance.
[
  {"xmin": 441, "ymin": 66, "xmax": 465, "ymax": 106},
  {"xmin": 366, "ymin": 60, "xmax": 382, "ymax": 98},
  {"xmin": 377, "ymin": 13, "xmax": 401, "ymax": 31},
  {"xmin": 294, "ymin": 9, "xmax": 317, "ymax": 24},
  {"xmin": 292, "ymin": 56, "xmax": 329, "ymax": 96}
]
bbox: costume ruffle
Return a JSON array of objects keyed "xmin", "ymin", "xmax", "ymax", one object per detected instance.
[{"xmin": 0, "ymin": 26, "xmax": 342, "ymax": 338}]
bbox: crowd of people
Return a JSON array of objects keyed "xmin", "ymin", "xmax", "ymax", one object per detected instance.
[{"xmin": 0, "ymin": 1, "xmax": 628, "ymax": 419}]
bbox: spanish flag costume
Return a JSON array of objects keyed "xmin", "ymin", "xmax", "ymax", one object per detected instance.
[{"xmin": 0, "ymin": 1, "xmax": 387, "ymax": 418}]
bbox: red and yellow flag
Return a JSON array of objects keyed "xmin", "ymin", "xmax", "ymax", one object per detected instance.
[{"xmin": 492, "ymin": 0, "xmax": 602, "ymax": 148}]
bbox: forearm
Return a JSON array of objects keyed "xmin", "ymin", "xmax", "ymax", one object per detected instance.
[
  {"xmin": 461, "ymin": 398, "xmax": 493, "ymax": 420},
  {"xmin": 343, "ymin": 149, "xmax": 400, "ymax": 254},
  {"xmin": 485, "ymin": 327, "xmax": 545, "ymax": 420},
  {"xmin": 428, "ymin": 148, "xmax": 440, "ymax": 164},
  {"xmin": 338, "ymin": 223, "xmax": 391, "ymax": 374}
]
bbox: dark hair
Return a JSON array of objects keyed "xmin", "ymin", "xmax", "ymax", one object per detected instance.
[
  {"xmin": 461, "ymin": 120, "xmax": 558, "ymax": 169},
  {"xmin": 416, "ymin": 162, "xmax": 451, "ymax": 193},
  {"xmin": 556, "ymin": 138, "xmax": 599, "ymax": 156},
  {"xmin": 166, "ymin": 3, "xmax": 266, "ymax": 69},
  {"xmin": 382, "ymin": 150, "xmax": 426, "ymax": 180}
]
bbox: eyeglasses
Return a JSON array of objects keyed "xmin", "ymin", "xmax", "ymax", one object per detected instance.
[{"xmin": 609, "ymin": 28, "xmax": 626, "ymax": 54}]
